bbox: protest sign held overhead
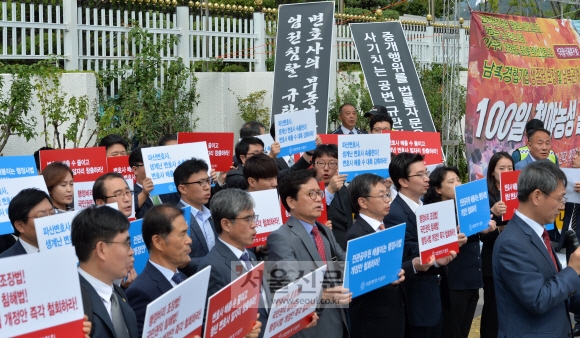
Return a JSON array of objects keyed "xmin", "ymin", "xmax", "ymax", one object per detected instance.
[
  {"xmin": 106, "ymin": 155, "xmax": 135, "ymax": 182},
  {"xmin": 455, "ymin": 179, "xmax": 491, "ymax": 237},
  {"xmin": 0, "ymin": 156, "xmax": 37, "ymax": 179},
  {"xmin": 274, "ymin": 108, "xmax": 317, "ymax": 157},
  {"xmin": 39, "ymin": 147, "xmax": 107, "ymax": 182},
  {"xmin": 34, "ymin": 211, "xmax": 79, "ymax": 252},
  {"xmin": 500, "ymin": 170, "xmax": 521, "ymax": 221},
  {"xmin": 338, "ymin": 134, "xmax": 390, "ymax": 181},
  {"xmin": 248, "ymin": 189, "xmax": 283, "ymax": 248},
  {"xmin": 0, "ymin": 176, "xmax": 49, "ymax": 235},
  {"xmin": 178, "ymin": 132, "xmax": 235, "ymax": 172}
]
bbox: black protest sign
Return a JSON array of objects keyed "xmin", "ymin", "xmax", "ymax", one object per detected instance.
[
  {"xmin": 350, "ymin": 22, "xmax": 436, "ymax": 132},
  {"xmin": 271, "ymin": 1, "xmax": 334, "ymax": 134}
]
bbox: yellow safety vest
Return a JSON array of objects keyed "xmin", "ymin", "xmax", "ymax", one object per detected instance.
[{"xmin": 518, "ymin": 146, "xmax": 557, "ymax": 164}]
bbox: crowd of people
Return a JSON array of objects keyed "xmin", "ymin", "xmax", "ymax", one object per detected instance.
[{"xmin": 1, "ymin": 103, "xmax": 580, "ymax": 338}]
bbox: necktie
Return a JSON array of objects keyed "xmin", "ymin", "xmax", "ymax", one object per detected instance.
[
  {"xmin": 287, "ymin": 156, "xmax": 294, "ymax": 167},
  {"xmin": 348, "ymin": 130, "xmax": 354, "ymax": 135},
  {"xmin": 542, "ymin": 228, "xmax": 559, "ymax": 271},
  {"xmin": 171, "ymin": 272, "xmax": 184, "ymax": 285},
  {"xmin": 311, "ymin": 226, "xmax": 327, "ymax": 262},
  {"xmin": 571, "ymin": 204, "xmax": 579, "ymax": 231},
  {"xmin": 197, "ymin": 214, "xmax": 215, "ymax": 250},
  {"xmin": 151, "ymin": 195, "xmax": 162, "ymax": 205},
  {"xmin": 110, "ymin": 292, "xmax": 130, "ymax": 338},
  {"xmin": 378, "ymin": 223, "xmax": 386, "ymax": 231},
  {"xmin": 240, "ymin": 252, "xmax": 253, "ymax": 271}
]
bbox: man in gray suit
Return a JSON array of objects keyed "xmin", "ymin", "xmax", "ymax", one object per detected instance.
[
  {"xmin": 268, "ymin": 169, "xmax": 351, "ymax": 338},
  {"xmin": 173, "ymin": 158, "xmax": 217, "ymax": 277}
]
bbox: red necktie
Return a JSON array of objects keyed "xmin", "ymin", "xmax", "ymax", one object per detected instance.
[
  {"xmin": 542, "ymin": 228, "xmax": 559, "ymax": 271},
  {"xmin": 311, "ymin": 226, "xmax": 327, "ymax": 263},
  {"xmin": 378, "ymin": 223, "xmax": 386, "ymax": 230}
]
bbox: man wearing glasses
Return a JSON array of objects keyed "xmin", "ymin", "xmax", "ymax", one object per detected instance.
[
  {"xmin": 0, "ymin": 188, "xmax": 54, "ymax": 258},
  {"xmin": 311, "ymin": 144, "xmax": 351, "ymax": 250},
  {"xmin": 93, "ymin": 172, "xmax": 134, "ymax": 218},
  {"xmin": 268, "ymin": 169, "xmax": 349, "ymax": 338},
  {"xmin": 384, "ymin": 153, "xmax": 456, "ymax": 338},
  {"xmin": 173, "ymin": 158, "xmax": 216, "ymax": 276}
]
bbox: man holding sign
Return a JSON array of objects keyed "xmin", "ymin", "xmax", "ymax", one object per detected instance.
[
  {"xmin": 126, "ymin": 204, "xmax": 191, "ymax": 337},
  {"xmin": 0, "ymin": 188, "xmax": 54, "ymax": 258}
]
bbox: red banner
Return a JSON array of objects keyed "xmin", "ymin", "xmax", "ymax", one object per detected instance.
[
  {"xmin": 40, "ymin": 147, "xmax": 107, "ymax": 182},
  {"xmin": 14, "ymin": 319, "xmax": 84, "ymax": 338},
  {"xmin": 203, "ymin": 262, "xmax": 263, "ymax": 338},
  {"xmin": 466, "ymin": 12, "xmax": 580, "ymax": 179},
  {"xmin": 319, "ymin": 134, "xmax": 338, "ymax": 145},
  {"xmin": 500, "ymin": 170, "xmax": 521, "ymax": 221},
  {"xmin": 384, "ymin": 130, "xmax": 443, "ymax": 165},
  {"xmin": 178, "ymin": 132, "xmax": 234, "ymax": 172},
  {"xmin": 106, "ymin": 155, "xmax": 135, "ymax": 182}
]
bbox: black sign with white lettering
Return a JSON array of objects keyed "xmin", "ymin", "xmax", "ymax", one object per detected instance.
[
  {"xmin": 350, "ymin": 22, "xmax": 436, "ymax": 132},
  {"xmin": 271, "ymin": 1, "xmax": 334, "ymax": 134}
]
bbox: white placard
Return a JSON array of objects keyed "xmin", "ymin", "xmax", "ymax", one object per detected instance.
[
  {"xmin": 274, "ymin": 109, "xmax": 317, "ymax": 157},
  {"xmin": 416, "ymin": 199, "xmax": 459, "ymax": 264},
  {"xmin": 264, "ymin": 265, "xmax": 327, "ymax": 338},
  {"xmin": 338, "ymin": 134, "xmax": 391, "ymax": 181},
  {"xmin": 248, "ymin": 189, "xmax": 283, "ymax": 247},
  {"xmin": 0, "ymin": 247, "xmax": 84, "ymax": 337},
  {"xmin": 34, "ymin": 210, "xmax": 80, "ymax": 251},
  {"xmin": 142, "ymin": 266, "xmax": 211, "ymax": 338},
  {"xmin": 256, "ymin": 134, "xmax": 275, "ymax": 154},
  {"xmin": 74, "ymin": 181, "xmax": 95, "ymax": 211},
  {"xmin": 142, "ymin": 142, "xmax": 212, "ymax": 196},
  {"xmin": 0, "ymin": 176, "xmax": 49, "ymax": 235},
  {"xmin": 562, "ymin": 168, "xmax": 580, "ymax": 204}
]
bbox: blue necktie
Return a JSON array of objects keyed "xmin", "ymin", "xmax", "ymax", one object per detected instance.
[
  {"xmin": 240, "ymin": 252, "xmax": 252, "ymax": 270},
  {"xmin": 171, "ymin": 272, "xmax": 185, "ymax": 285}
]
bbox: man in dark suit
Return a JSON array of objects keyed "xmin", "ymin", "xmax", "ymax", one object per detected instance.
[
  {"xmin": 346, "ymin": 173, "xmax": 408, "ymax": 337},
  {"xmin": 93, "ymin": 172, "xmax": 134, "ymax": 218},
  {"xmin": 126, "ymin": 205, "xmax": 191, "ymax": 336},
  {"xmin": 384, "ymin": 153, "xmax": 456, "ymax": 338},
  {"xmin": 268, "ymin": 169, "xmax": 350, "ymax": 338},
  {"xmin": 311, "ymin": 144, "xmax": 352, "ymax": 250},
  {"xmin": 330, "ymin": 103, "xmax": 367, "ymax": 134},
  {"xmin": 129, "ymin": 146, "xmax": 180, "ymax": 219},
  {"xmin": 72, "ymin": 205, "xmax": 139, "ymax": 338},
  {"xmin": 493, "ymin": 160, "xmax": 580, "ymax": 337},
  {"xmin": 173, "ymin": 158, "xmax": 217, "ymax": 277},
  {"xmin": 0, "ymin": 188, "xmax": 54, "ymax": 258},
  {"xmin": 198, "ymin": 189, "xmax": 277, "ymax": 338}
]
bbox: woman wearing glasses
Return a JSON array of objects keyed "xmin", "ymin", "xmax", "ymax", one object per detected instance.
[{"xmin": 42, "ymin": 162, "xmax": 75, "ymax": 213}]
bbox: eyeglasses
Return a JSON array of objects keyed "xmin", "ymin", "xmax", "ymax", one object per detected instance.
[
  {"xmin": 232, "ymin": 215, "xmax": 259, "ymax": 224},
  {"xmin": 541, "ymin": 191, "xmax": 567, "ymax": 206},
  {"xmin": 408, "ymin": 171, "xmax": 430, "ymax": 179},
  {"xmin": 314, "ymin": 162, "xmax": 338, "ymax": 169},
  {"xmin": 105, "ymin": 189, "xmax": 133, "ymax": 200},
  {"xmin": 28, "ymin": 208, "xmax": 56, "ymax": 219},
  {"xmin": 306, "ymin": 190, "xmax": 325, "ymax": 200},
  {"xmin": 103, "ymin": 240, "xmax": 132, "ymax": 250},
  {"xmin": 181, "ymin": 178, "xmax": 211, "ymax": 188},
  {"xmin": 365, "ymin": 193, "xmax": 391, "ymax": 202}
]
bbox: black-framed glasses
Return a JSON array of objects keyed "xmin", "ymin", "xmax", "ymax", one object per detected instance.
[
  {"xmin": 365, "ymin": 193, "xmax": 391, "ymax": 202},
  {"xmin": 314, "ymin": 162, "xmax": 338, "ymax": 169},
  {"xmin": 541, "ymin": 191, "xmax": 567, "ymax": 206},
  {"xmin": 103, "ymin": 240, "xmax": 132, "ymax": 250},
  {"xmin": 105, "ymin": 189, "xmax": 133, "ymax": 199},
  {"xmin": 408, "ymin": 171, "xmax": 430, "ymax": 179},
  {"xmin": 232, "ymin": 215, "xmax": 259, "ymax": 223},
  {"xmin": 306, "ymin": 190, "xmax": 325, "ymax": 200},
  {"xmin": 28, "ymin": 208, "xmax": 56, "ymax": 219},
  {"xmin": 181, "ymin": 178, "xmax": 211, "ymax": 188}
]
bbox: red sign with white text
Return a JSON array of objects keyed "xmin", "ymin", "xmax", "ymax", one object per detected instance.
[
  {"xmin": 319, "ymin": 134, "xmax": 338, "ymax": 145},
  {"xmin": 178, "ymin": 132, "xmax": 234, "ymax": 172},
  {"xmin": 383, "ymin": 130, "xmax": 443, "ymax": 165},
  {"xmin": 203, "ymin": 262, "xmax": 264, "ymax": 338},
  {"xmin": 40, "ymin": 147, "xmax": 107, "ymax": 182},
  {"xmin": 106, "ymin": 155, "xmax": 135, "ymax": 182},
  {"xmin": 281, "ymin": 182, "xmax": 328, "ymax": 224},
  {"xmin": 500, "ymin": 170, "xmax": 521, "ymax": 221}
]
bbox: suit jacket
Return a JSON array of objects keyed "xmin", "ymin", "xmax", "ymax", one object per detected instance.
[
  {"xmin": 79, "ymin": 274, "xmax": 139, "ymax": 338},
  {"xmin": 133, "ymin": 184, "xmax": 181, "ymax": 219},
  {"xmin": 557, "ymin": 202, "xmax": 580, "ymax": 255},
  {"xmin": 480, "ymin": 190, "xmax": 506, "ymax": 278},
  {"xmin": 0, "ymin": 240, "xmax": 26, "ymax": 259},
  {"xmin": 493, "ymin": 213, "xmax": 580, "ymax": 337},
  {"xmin": 198, "ymin": 239, "xmax": 270, "ymax": 338},
  {"xmin": 346, "ymin": 216, "xmax": 411, "ymax": 338},
  {"xmin": 327, "ymin": 185, "xmax": 353, "ymax": 251},
  {"xmin": 0, "ymin": 234, "xmax": 16, "ymax": 255},
  {"xmin": 330, "ymin": 126, "xmax": 368, "ymax": 134},
  {"xmin": 125, "ymin": 261, "xmax": 186, "ymax": 337},
  {"xmin": 383, "ymin": 194, "xmax": 448, "ymax": 327},
  {"xmin": 267, "ymin": 216, "xmax": 349, "ymax": 338},
  {"xmin": 176, "ymin": 201, "xmax": 218, "ymax": 277}
]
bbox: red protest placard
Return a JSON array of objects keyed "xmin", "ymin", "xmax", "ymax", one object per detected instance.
[
  {"xmin": 281, "ymin": 182, "xmax": 328, "ymax": 224},
  {"xmin": 203, "ymin": 262, "xmax": 264, "ymax": 338},
  {"xmin": 500, "ymin": 170, "xmax": 521, "ymax": 222},
  {"xmin": 178, "ymin": 132, "xmax": 234, "ymax": 172},
  {"xmin": 106, "ymin": 155, "xmax": 135, "ymax": 182},
  {"xmin": 319, "ymin": 134, "xmax": 338, "ymax": 145},
  {"xmin": 40, "ymin": 147, "xmax": 107, "ymax": 182},
  {"xmin": 383, "ymin": 130, "xmax": 443, "ymax": 165}
]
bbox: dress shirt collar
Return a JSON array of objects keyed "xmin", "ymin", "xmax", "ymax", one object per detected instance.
[
  {"xmin": 78, "ymin": 267, "xmax": 114, "ymax": 315},
  {"xmin": 341, "ymin": 125, "xmax": 356, "ymax": 134},
  {"xmin": 294, "ymin": 216, "xmax": 315, "ymax": 234},
  {"xmin": 515, "ymin": 210, "xmax": 546, "ymax": 247},
  {"xmin": 358, "ymin": 213, "xmax": 383, "ymax": 232},
  {"xmin": 149, "ymin": 259, "xmax": 177, "ymax": 285},
  {"xmin": 218, "ymin": 238, "xmax": 247, "ymax": 264},
  {"xmin": 399, "ymin": 192, "xmax": 423, "ymax": 214},
  {"xmin": 19, "ymin": 238, "xmax": 38, "ymax": 254},
  {"xmin": 180, "ymin": 199, "xmax": 211, "ymax": 221}
]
